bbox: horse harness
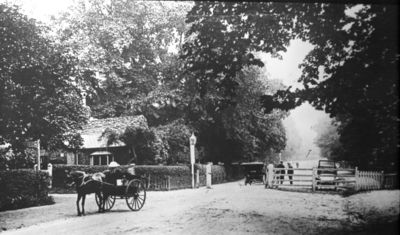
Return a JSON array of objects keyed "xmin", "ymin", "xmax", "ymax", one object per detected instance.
[{"xmin": 78, "ymin": 175, "xmax": 100, "ymax": 188}]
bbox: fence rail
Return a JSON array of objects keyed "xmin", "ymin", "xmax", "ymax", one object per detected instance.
[
  {"xmin": 270, "ymin": 167, "xmax": 397, "ymax": 192},
  {"xmin": 145, "ymin": 174, "xmax": 171, "ymax": 191}
]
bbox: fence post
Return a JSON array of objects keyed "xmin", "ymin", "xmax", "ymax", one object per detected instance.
[
  {"xmin": 167, "ymin": 176, "xmax": 171, "ymax": 191},
  {"xmin": 355, "ymin": 167, "xmax": 359, "ymax": 191},
  {"xmin": 312, "ymin": 167, "xmax": 316, "ymax": 192},
  {"xmin": 47, "ymin": 163, "xmax": 53, "ymax": 189},
  {"xmin": 267, "ymin": 165, "xmax": 274, "ymax": 188},
  {"xmin": 147, "ymin": 175, "xmax": 151, "ymax": 189},
  {"xmin": 206, "ymin": 162, "xmax": 212, "ymax": 189},
  {"xmin": 196, "ymin": 170, "xmax": 200, "ymax": 188},
  {"xmin": 380, "ymin": 171, "xmax": 384, "ymax": 189}
]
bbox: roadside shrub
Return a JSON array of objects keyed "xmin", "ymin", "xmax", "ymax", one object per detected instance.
[
  {"xmin": 135, "ymin": 165, "xmax": 190, "ymax": 177},
  {"xmin": 0, "ymin": 170, "xmax": 53, "ymax": 211},
  {"xmin": 52, "ymin": 164, "xmax": 191, "ymax": 191},
  {"xmin": 52, "ymin": 164, "xmax": 109, "ymax": 188},
  {"xmin": 51, "ymin": 163, "xmax": 244, "ymax": 192}
]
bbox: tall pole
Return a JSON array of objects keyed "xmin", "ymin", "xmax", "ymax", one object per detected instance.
[{"xmin": 37, "ymin": 139, "xmax": 41, "ymax": 171}]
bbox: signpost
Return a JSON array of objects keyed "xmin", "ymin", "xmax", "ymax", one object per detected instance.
[{"xmin": 189, "ymin": 133, "xmax": 197, "ymax": 189}]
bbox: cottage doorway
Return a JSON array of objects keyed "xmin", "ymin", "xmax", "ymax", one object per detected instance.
[{"xmin": 90, "ymin": 151, "xmax": 114, "ymax": 166}]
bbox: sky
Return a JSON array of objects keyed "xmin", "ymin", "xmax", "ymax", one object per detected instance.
[
  {"xmin": 4, "ymin": 0, "xmax": 331, "ymax": 159},
  {"xmin": 2, "ymin": 0, "xmax": 73, "ymax": 22},
  {"xmin": 260, "ymin": 39, "xmax": 331, "ymax": 159}
]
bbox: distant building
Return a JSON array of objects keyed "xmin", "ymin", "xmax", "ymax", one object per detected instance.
[{"xmin": 53, "ymin": 115, "xmax": 148, "ymax": 166}]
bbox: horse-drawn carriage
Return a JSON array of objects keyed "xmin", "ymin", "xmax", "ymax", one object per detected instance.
[
  {"xmin": 241, "ymin": 162, "xmax": 266, "ymax": 185},
  {"xmin": 67, "ymin": 165, "xmax": 147, "ymax": 216},
  {"xmin": 95, "ymin": 168, "xmax": 147, "ymax": 211}
]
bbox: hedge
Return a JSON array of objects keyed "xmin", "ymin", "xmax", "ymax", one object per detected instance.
[
  {"xmin": 52, "ymin": 164, "xmax": 192, "ymax": 192},
  {"xmin": 0, "ymin": 170, "xmax": 53, "ymax": 211},
  {"xmin": 51, "ymin": 163, "xmax": 244, "ymax": 192}
]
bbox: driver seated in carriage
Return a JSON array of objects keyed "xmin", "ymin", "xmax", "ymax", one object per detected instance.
[{"xmin": 103, "ymin": 161, "xmax": 129, "ymax": 186}]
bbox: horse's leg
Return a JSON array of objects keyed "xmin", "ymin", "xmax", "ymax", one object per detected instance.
[
  {"xmin": 96, "ymin": 192, "xmax": 104, "ymax": 212},
  {"xmin": 81, "ymin": 194, "xmax": 86, "ymax": 215},
  {"xmin": 97, "ymin": 192, "xmax": 102, "ymax": 212},
  {"xmin": 76, "ymin": 194, "xmax": 81, "ymax": 216},
  {"xmin": 102, "ymin": 193, "xmax": 106, "ymax": 213}
]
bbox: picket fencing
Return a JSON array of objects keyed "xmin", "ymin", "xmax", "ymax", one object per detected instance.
[{"xmin": 354, "ymin": 168, "xmax": 383, "ymax": 191}]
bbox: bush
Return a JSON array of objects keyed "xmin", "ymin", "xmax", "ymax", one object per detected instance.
[
  {"xmin": 52, "ymin": 164, "xmax": 192, "ymax": 191},
  {"xmin": 51, "ymin": 163, "xmax": 244, "ymax": 192},
  {"xmin": 0, "ymin": 170, "xmax": 53, "ymax": 211},
  {"xmin": 52, "ymin": 164, "xmax": 110, "ymax": 188}
]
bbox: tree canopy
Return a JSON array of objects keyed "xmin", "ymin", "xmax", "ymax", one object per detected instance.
[
  {"xmin": 182, "ymin": 2, "xmax": 398, "ymax": 169},
  {"xmin": 3, "ymin": 1, "xmax": 397, "ymax": 168},
  {"xmin": 51, "ymin": 0, "xmax": 192, "ymax": 120},
  {"xmin": 48, "ymin": 0, "xmax": 289, "ymax": 164},
  {"xmin": 0, "ymin": 4, "xmax": 89, "ymax": 161}
]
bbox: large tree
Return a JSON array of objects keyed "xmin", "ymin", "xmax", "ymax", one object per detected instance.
[
  {"xmin": 182, "ymin": 2, "xmax": 398, "ymax": 169},
  {"xmin": 297, "ymin": 4, "xmax": 399, "ymax": 170},
  {"xmin": 184, "ymin": 64, "xmax": 287, "ymax": 163},
  {"xmin": 50, "ymin": 0, "xmax": 192, "ymax": 121},
  {"xmin": 0, "ymin": 4, "xmax": 89, "ymax": 167}
]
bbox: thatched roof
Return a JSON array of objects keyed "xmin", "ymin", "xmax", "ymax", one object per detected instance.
[{"xmin": 80, "ymin": 115, "xmax": 147, "ymax": 149}]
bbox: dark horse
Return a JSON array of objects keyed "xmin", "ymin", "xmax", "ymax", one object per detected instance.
[{"xmin": 66, "ymin": 170, "xmax": 105, "ymax": 216}]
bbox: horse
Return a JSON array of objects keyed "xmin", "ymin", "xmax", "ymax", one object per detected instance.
[{"xmin": 65, "ymin": 170, "xmax": 106, "ymax": 216}]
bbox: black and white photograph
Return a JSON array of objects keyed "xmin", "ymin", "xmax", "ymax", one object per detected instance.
[{"xmin": 0, "ymin": 0, "xmax": 398, "ymax": 234}]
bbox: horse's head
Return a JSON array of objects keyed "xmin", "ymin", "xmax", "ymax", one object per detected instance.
[{"xmin": 65, "ymin": 170, "xmax": 87, "ymax": 187}]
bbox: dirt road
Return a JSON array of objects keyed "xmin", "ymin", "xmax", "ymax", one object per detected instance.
[{"xmin": 1, "ymin": 181, "xmax": 398, "ymax": 235}]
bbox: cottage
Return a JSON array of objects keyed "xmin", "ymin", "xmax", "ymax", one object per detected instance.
[{"xmin": 63, "ymin": 115, "xmax": 148, "ymax": 166}]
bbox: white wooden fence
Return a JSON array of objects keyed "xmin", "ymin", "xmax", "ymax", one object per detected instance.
[
  {"xmin": 271, "ymin": 167, "xmax": 397, "ymax": 192},
  {"xmin": 354, "ymin": 168, "xmax": 383, "ymax": 191}
]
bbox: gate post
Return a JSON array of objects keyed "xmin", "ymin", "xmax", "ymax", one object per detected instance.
[
  {"xmin": 312, "ymin": 167, "xmax": 316, "ymax": 192},
  {"xmin": 266, "ymin": 164, "xmax": 274, "ymax": 188},
  {"xmin": 196, "ymin": 169, "xmax": 200, "ymax": 188},
  {"xmin": 206, "ymin": 162, "xmax": 212, "ymax": 189},
  {"xmin": 355, "ymin": 167, "xmax": 359, "ymax": 191},
  {"xmin": 47, "ymin": 163, "xmax": 53, "ymax": 188}
]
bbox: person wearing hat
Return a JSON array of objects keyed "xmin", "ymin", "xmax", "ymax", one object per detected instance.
[
  {"xmin": 265, "ymin": 163, "xmax": 274, "ymax": 188},
  {"xmin": 103, "ymin": 161, "xmax": 121, "ymax": 185}
]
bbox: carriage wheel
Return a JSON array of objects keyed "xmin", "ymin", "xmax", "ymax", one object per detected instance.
[
  {"xmin": 95, "ymin": 193, "xmax": 116, "ymax": 211},
  {"xmin": 125, "ymin": 179, "xmax": 146, "ymax": 211}
]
